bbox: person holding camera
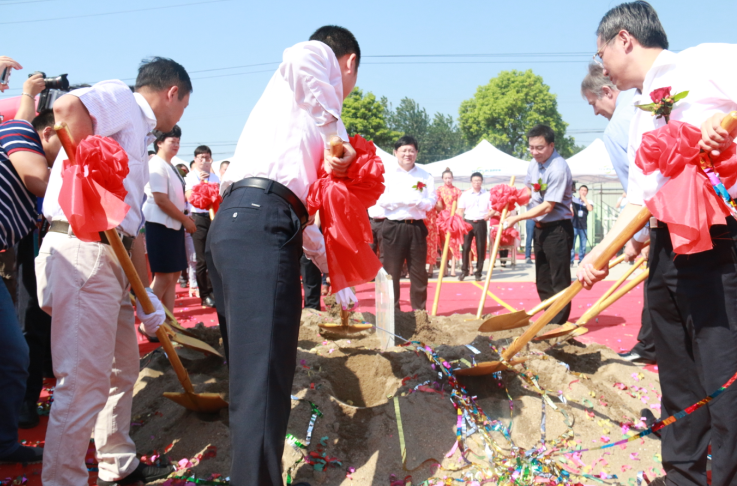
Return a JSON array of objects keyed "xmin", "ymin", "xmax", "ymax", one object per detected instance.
[
  {"xmin": 36, "ymin": 57, "xmax": 191, "ymax": 486},
  {"xmin": 0, "ymin": 65, "xmax": 62, "ymax": 464},
  {"xmin": 143, "ymin": 125, "xmax": 195, "ymax": 317}
]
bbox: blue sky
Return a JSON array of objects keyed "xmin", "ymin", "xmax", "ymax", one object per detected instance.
[{"xmin": 2, "ymin": 0, "xmax": 735, "ymax": 159}]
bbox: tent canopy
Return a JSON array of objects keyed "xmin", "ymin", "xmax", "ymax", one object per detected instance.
[
  {"xmin": 423, "ymin": 140, "xmax": 529, "ymax": 184},
  {"xmin": 567, "ymin": 138, "xmax": 619, "ymax": 184}
]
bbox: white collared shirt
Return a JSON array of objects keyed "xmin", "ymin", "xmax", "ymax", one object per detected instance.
[
  {"xmin": 627, "ymin": 44, "xmax": 737, "ymax": 207},
  {"xmin": 377, "ymin": 163, "xmax": 436, "ymax": 221},
  {"xmin": 143, "ymin": 155, "xmax": 186, "ymax": 230},
  {"xmin": 458, "ymin": 188, "xmax": 490, "ymax": 221},
  {"xmin": 43, "ymin": 80, "xmax": 157, "ymax": 236},
  {"xmin": 185, "ymin": 169, "xmax": 220, "ymax": 214},
  {"xmin": 220, "ymin": 40, "xmax": 348, "ymax": 274},
  {"xmin": 368, "ymin": 203, "xmax": 386, "ymax": 219}
]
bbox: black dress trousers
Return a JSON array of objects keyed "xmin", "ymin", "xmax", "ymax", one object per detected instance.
[
  {"xmin": 192, "ymin": 212, "xmax": 214, "ymax": 302},
  {"xmin": 647, "ymin": 219, "xmax": 737, "ymax": 486},
  {"xmin": 369, "ymin": 218, "xmax": 385, "ymax": 260},
  {"xmin": 381, "ymin": 219, "xmax": 428, "ymax": 310},
  {"xmin": 300, "ymin": 253, "xmax": 322, "ymax": 310},
  {"xmin": 462, "ymin": 220, "xmax": 488, "ymax": 277},
  {"xmin": 533, "ymin": 220, "xmax": 573, "ymax": 324},
  {"xmin": 206, "ymin": 185, "xmax": 303, "ymax": 486},
  {"xmin": 631, "ymin": 276, "xmax": 656, "ymax": 361}
]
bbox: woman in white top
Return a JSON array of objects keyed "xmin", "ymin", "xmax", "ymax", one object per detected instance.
[{"xmin": 143, "ymin": 125, "xmax": 196, "ymax": 312}]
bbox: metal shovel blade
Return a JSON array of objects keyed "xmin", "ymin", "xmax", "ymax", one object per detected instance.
[
  {"xmin": 534, "ymin": 322, "xmax": 580, "ymax": 340},
  {"xmin": 163, "ymin": 324, "xmax": 223, "ymax": 358},
  {"xmin": 454, "ymin": 358, "xmax": 528, "ymax": 376},
  {"xmin": 163, "ymin": 391, "xmax": 228, "ymax": 413},
  {"xmin": 478, "ymin": 310, "xmax": 531, "ymax": 332}
]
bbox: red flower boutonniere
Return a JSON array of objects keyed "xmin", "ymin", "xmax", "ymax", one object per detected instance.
[
  {"xmin": 636, "ymin": 86, "xmax": 689, "ymax": 124},
  {"xmin": 413, "ymin": 181, "xmax": 426, "ymax": 192},
  {"xmin": 532, "ymin": 178, "xmax": 548, "ymax": 193}
]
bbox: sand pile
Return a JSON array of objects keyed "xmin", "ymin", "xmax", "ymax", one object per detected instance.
[{"xmin": 131, "ymin": 312, "xmax": 666, "ymax": 484}]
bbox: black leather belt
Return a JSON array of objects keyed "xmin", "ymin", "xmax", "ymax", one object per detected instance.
[
  {"xmin": 535, "ymin": 219, "xmax": 565, "ymax": 229},
  {"xmin": 49, "ymin": 220, "xmax": 135, "ymax": 251},
  {"xmin": 225, "ymin": 177, "xmax": 308, "ymax": 227},
  {"xmin": 465, "ymin": 219, "xmax": 483, "ymax": 224},
  {"xmin": 386, "ymin": 218, "xmax": 423, "ymax": 225}
]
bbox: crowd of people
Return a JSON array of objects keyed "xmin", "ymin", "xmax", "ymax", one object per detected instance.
[{"xmin": 0, "ymin": 2, "xmax": 736, "ymax": 486}]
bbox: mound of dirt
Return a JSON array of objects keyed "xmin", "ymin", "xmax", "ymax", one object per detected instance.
[{"xmin": 131, "ymin": 311, "xmax": 666, "ymax": 484}]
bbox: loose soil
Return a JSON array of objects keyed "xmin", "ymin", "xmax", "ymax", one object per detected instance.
[{"xmin": 131, "ymin": 312, "xmax": 665, "ymax": 484}]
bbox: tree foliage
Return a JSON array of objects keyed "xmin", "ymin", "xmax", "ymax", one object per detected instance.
[
  {"xmin": 458, "ymin": 70, "xmax": 577, "ymax": 159},
  {"xmin": 341, "ymin": 88, "xmax": 400, "ymax": 151}
]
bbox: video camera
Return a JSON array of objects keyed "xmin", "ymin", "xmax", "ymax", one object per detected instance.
[{"xmin": 28, "ymin": 71, "xmax": 70, "ymax": 112}]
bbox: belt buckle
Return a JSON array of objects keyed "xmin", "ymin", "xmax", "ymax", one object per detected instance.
[{"xmin": 649, "ymin": 217, "xmax": 659, "ymax": 228}]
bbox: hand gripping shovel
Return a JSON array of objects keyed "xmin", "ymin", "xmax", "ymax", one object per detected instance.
[
  {"xmin": 56, "ymin": 124, "xmax": 228, "ymax": 413},
  {"xmin": 455, "ymin": 207, "xmax": 651, "ymax": 377},
  {"xmin": 477, "ymin": 254, "xmax": 628, "ymax": 333}
]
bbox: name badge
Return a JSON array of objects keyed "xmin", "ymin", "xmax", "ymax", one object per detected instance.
[{"xmin": 578, "ymin": 210, "xmax": 584, "ymax": 218}]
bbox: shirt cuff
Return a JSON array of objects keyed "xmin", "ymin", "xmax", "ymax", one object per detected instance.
[
  {"xmin": 317, "ymin": 120, "xmax": 340, "ymax": 149},
  {"xmin": 633, "ymin": 224, "xmax": 650, "ymax": 243}
]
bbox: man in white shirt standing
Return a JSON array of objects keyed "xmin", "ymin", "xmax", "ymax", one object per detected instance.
[
  {"xmin": 185, "ymin": 145, "xmax": 219, "ymax": 308},
  {"xmin": 36, "ymin": 58, "xmax": 190, "ymax": 486},
  {"xmin": 576, "ymin": 3, "xmax": 737, "ymax": 485},
  {"xmin": 457, "ymin": 172, "xmax": 490, "ymax": 281},
  {"xmin": 376, "ymin": 135, "xmax": 436, "ymax": 310},
  {"xmin": 209, "ymin": 26, "xmax": 358, "ymax": 486}
]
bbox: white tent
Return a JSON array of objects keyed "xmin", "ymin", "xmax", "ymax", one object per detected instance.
[
  {"xmin": 375, "ymin": 145, "xmax": 396, "ymax": 167},
  {"xmin": 567, "ymin": 138, "xmax": 619, "ymax": 184},
  {"xmin": 423, "ymin": 140, "xmax": 529, "ymax": 184}
]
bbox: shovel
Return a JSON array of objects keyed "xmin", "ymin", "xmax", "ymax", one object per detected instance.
[
  {"xmin": 535, "ymin": 256, "xmax": 647, "ymax": 341},
  {"xmin": 478, "ymin": 254, "xmax": 628, "ymax": 333},
  {"xmin": 431, "ymin": 200, "xmax": 457, "ymax": 316},
  {"xmin": 455, "ymin": 206, "xmax": 651, "ymax": 377},
  {"xmin": 56, "ymin": 124, "xmax": 228, "ymax": 413}
]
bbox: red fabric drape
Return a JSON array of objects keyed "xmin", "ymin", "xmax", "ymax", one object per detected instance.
[
  {"xmin": 489, "ymin": 184, "xmax": 531, "ymax": 213},
  {"xmin": 306, "ymin": 135, "xmax": 385, "ymax": 293},
  {"xmin": 489, "ymin": 226, "xmax": 519, "ymax": 246},
  {"xmin": 58, "ymin": 135, "xmax": 130, "ymax": 242},
  {"xmin": 189, "ymin": 182, "xmax": 222, "ymax": 213},
  {"xmin": 437, "ymin": 210, "xmax": 472, "ymax": 254},
  {"xmin": 634, "ymin": 121, "xmax": 737, "ymax": 254}
]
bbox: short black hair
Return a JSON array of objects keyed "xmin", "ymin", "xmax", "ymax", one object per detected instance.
[
  {"xmin": 470, "ymin": 172, "xmax": 483, "ymax": 181},
  {"xmin": 135, "ymin": 57, "xmax": 193, "ymax": 99},
  {"xmin": 155, "ymin": 124, "xmax": 182, "ymax": 150},
  {"xmin": 220, "ymin": 160, "xmax": 230, "ymax": 168},
  {"xmin": 579, "ymin": 185, "xmax": 589, "ymax": 191},
  {"xmin": 527, "ymin": 125, "xmax": 555, "ymax": 145},
  {"xmin": 194, "ymin": 145, "xmax": 212, "ymax": 157},
  {"xmin": 31, "ymin": 109, "xmax": 55, "ymax": 132},
  {"xmin": 597, "ymin": 1, "xmax": 668, "ymax": 49},
  {"xmin": 189, "ymin": 160, "xmax": 195, "ymax": 168},
  {"xmin": 394, "ymin": 135, "xmax": 418, "ymax": 152},
  {"xmin": 309, "ymin": 26, "xmax": 361, "ymax": 68},
  {"xmin": 148, "ymin": 150, "xmax": 156, "ymax": 156}
]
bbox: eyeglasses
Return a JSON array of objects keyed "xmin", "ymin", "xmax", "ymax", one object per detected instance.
[
  {"xmin": 593, "ymin": 33, "xmax": 618, "ymax": 67},
  {"xmin": 195, "ymin": 155, "xmax": 212, "ymax": 162}
]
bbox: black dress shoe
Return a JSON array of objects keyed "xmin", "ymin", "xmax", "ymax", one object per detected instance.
[
  {"xmin": 0, "ymin": 445, "xmax": 43, "ymax": 464},
  {"xmin": 202, "ymin": 296, "xmax": 216, "ymax": 308},
  {"xmin": 458, "ymin": 272, "xmax": 467, "ymax": 281},
  {"xmin": 97, "ymin": 462, "xmax": 176, "ymax": 485},
  {"xmin": 640, "ymin": 408, "xmax": 662, "ymax": 438},
  {"xmin": 474, "ymin": 274, "xmax": 482, "ymax": 281},
  {"xmin": 617, "ymin": 351, "xmax": 656, "ymax": 365},
  {"xmin": 18, "ymin": 400, "xmax": 40, "ymax": 429}
]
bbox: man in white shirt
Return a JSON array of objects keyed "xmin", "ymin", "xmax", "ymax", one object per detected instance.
[
  {"xmin": 185, "ymin": 145, "xmax": 219, "ymax": 308},
  {"xmin": 457, "ymin": 172, "xmax": 490, "ymax": 281},
  {"xmin": 376, "ymin": 135, "xmax": 436, "ymax": 310},
  {"xmin": 576, "ymin": 3, "xmax": 737, "ymax": 484},
  {"xmin": 207, "ymin": 26, "xmax": 358, "ymax": 486},
  {"xmin": 36, "ymin": 58, "xmax": 190, "ymax": 486}
]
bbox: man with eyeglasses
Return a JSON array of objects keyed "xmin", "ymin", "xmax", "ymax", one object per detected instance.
[
  {"xmin": 185, "ymin": 145, "xmax": 218, "ymax": 308},
  {"xmin": 504, "ymin": 124, "xmax": 573, "ymax": 324},
  {"xmin": 577, "ymin": 2, "xmax": 737, "ymax": 484}
]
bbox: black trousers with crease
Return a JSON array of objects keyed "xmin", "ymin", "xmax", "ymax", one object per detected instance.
[
  {"xmin": 192, "ymin": 213, "xmax": 214, "ymax": 302},
  {"xmin": 462, "ymin": 220, "xmax": 487, "ymax": 277},
  {"xmin": 206, "ymin": 185, "xmax": 303, "ymax": 486},
  {"xmin": 381, "ymin": 219, "xmax": 428, "ymax": 310},
  {"xmin": 533, "ymin": 220, "xmax": 573, "ymax": 324},
  {"xmin": 300, "ymin": 253, "xmax": 322, "ymax": 310}
]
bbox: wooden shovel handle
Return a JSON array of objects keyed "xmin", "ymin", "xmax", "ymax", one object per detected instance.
[
  {"xmin": 502, "ymin": 206, "xmax": 651, "ymax": 361},
  {"xmin": 54, "ymin": 123, "xmax": 196, "ymax": 394},
  {"xmin": 330, "ymin": 136, "xmax": 345, "ymax": 158}
]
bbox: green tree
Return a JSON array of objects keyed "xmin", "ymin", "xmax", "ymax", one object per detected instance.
[
  {"xmin": 388, "ymin": 97, "xmax": 430, "ymax": 144},
  {"xmin": 458, "ymin": 69, "xmax": 577, "ymax": 159},
  {"xmin": 423, "ymin": 113, "xmax": 468, "ymax": 164},
  {"xmin": 341, "ymin": 88, "xmax": 400, "ymax": 151}
]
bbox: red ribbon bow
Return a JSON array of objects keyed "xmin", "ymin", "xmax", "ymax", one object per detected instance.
[
  {"xmin": 190, "ymin": 182, "xmax": 222, "ymax": 213},
  {"xmin": 634, "ymin": 120, "xmax": 737, "ymax": 254},
  {"xmin": 489, "ymin": 225, "xmax": 520, "ymax": 246},
  {"xmin": 437, "ymin": 209, "xmax": 472, "ymax": 251},
  {"xmin": 58, "ymin": 135, "xmax": 130, "ymax": 242},
  {"xmin": 306, "ymin": 134, "xmax": 385, "ymax": 292},
  {"xmin": 489, "ymin": 184, "xmax": 531, "ymax": 212}
]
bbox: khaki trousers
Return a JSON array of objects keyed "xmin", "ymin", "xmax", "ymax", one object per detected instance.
[{"xmin": 35, "ymin": 231, "xmax": 139, "ymax": 485}]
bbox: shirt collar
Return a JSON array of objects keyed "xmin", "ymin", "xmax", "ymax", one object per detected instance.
[
  {"xmin": 133, "ymin": 92, "xmax": 158, "ymax": 143},
  {"xmin": 395, "ymin": 162, "xmax": 417, "ymax": 175}
]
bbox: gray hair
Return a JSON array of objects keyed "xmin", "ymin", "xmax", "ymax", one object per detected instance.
[
  {"xmin": 581, "ymin": 63, "xmax": 617, "ymax": 98},
  {"xmin": 596, "ymin": 1, "xmax": 668, "ymax": 49}
]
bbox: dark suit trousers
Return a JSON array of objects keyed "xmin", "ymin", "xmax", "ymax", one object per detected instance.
[
  {"xmin": 462, "ymin": 220, "xmax": 487, "ymax": 277},
  {"xmin": 206, "ymin": 186, "xmax": 303, "ymax": 486},
  {"xmin": 370, "ymin": 218, "xmax": 385, "ymax": 261},
  {"xmin": 381, "ymin": 219, "xmax": 428, "ymax": 310},
  {"xmin": 300, "ymin": 253, "xmax": 322, "ymax": 310},
  {"xmin": 192, "ymin": 213, "xmax": 214, "ymax": 302},
  {"xmin": 533, "ymin": 220, "xmax": 573, "ymax": 324},
  {"xmin": 647, "ymin": 219, "xmax": 737, "ymax": 486},
  {"xmin": 631, "ymin": 272, "xmax": 656, "ymax": 361}
]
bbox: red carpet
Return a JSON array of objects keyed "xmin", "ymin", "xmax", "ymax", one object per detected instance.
[{"xmin": 3, "ymin": 278, "xmax": 649, "ymax": 484}]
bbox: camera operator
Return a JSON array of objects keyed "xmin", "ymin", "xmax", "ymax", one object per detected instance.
[
  {"xmin": 0, "ymin": 67, "xmax": 62, "ymax": 464},
  {"xmin": 0, "ymin": 56, "xmax": 22, "ymax": 92}
]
